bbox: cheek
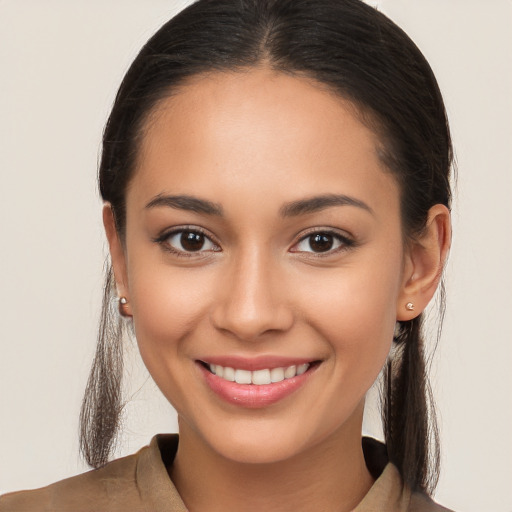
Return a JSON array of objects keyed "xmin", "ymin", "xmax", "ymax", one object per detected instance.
[
  {"xmin": 293, "ymin": 253, "xmax": 402, "ymax": 379},
  {"xmin": 127, "ymin": 264, "xmax": 214, "ymax": 366}
]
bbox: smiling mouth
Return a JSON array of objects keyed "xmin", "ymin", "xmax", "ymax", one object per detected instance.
[{"xmin": 200, "ymin": 361, "xmax": 319, "ymax": 385}]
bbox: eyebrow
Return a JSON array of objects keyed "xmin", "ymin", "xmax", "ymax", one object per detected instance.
[
  {"xmin": 145, "ymin": 194, "xmax": 223, "ymax": 216},
  {"xmin": 145, "ymin": 193, "xmax": 373, "ymax": 218},
  {"xmin": 280, "ymin": 194, "xmax": 374, "ymax": 217}
]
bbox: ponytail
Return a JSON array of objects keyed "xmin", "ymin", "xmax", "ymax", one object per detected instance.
[
  {"xmin": 383, "ymin": 313, "xmax": 441, "ymax": 494},
  {"xmin": 79, "ymin": 265, "xmax": 125, "ymax": 468}
]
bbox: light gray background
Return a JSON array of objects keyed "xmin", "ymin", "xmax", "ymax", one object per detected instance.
[{"xmin": 1, "ymin": 1, "xmax": 511, "ymax": 510}]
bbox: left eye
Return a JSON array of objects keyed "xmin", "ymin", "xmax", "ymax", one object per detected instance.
[
  {"xmin": 165, "ymin": 230, "xmax": 218, "ymax": 253},
  {"xmin": 293, "ymin": 232, "xmax": 349, "ymax": 253}
]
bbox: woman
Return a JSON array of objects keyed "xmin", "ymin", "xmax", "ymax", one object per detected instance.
[{"xmin": 0, "ymin": 0, "xmax": 454, "ymax": 510}]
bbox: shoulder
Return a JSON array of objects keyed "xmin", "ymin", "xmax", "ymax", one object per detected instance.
[
  {"xmin": 0, "ymin": 449, "xmax": 145, "ymax": 512},
  {"xmin": 0, "ymin": 435, "xmax": 184, "ymax": 512},
  {"xmin": 409, "ymin": 491, "xmax": 455, "ymax": 512}
]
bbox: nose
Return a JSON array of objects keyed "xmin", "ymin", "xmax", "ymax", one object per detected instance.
[{"xmin": 211, "ymin": 248, "xmax": 294, "ymax": 341}]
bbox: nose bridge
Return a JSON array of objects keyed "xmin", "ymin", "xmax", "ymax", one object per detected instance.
[{"xmin": 212, "ymin": 244, "xmax": 292, "ymax": 340}]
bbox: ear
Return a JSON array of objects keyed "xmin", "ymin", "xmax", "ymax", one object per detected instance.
[
  {"xmin": 103, "ymin": 204, "xmax": 132, "ymax": 317},
  {"xmin": 396, "ymin": 204, "xmax": 451, "ymax": 321}
]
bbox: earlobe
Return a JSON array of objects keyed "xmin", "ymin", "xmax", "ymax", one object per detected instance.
[
  {"xmin": 396, "ymin": 204, "xmax": 451, "ymax": 321},
  {"xmin": 103, "ymin": 204, "xmax": 132, "ymax": 317}
]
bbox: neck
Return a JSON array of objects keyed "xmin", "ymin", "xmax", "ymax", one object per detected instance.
[{"xmin": 169, "ymin": 407, "xmax": 374, "ymax": 512}]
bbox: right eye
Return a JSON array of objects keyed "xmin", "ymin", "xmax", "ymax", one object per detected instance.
[{"xmin": 157, "ymin": 228, "xmax": 221, "ymax": 256}]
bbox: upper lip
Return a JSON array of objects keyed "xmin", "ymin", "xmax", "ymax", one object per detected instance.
[{"xmin": 198, "ymin": 355, "xmax": 318, "ymax": 371}]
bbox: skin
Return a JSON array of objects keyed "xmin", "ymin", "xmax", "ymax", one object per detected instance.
[{"xmin": 104, "ymin": 68, "xmax": 451, "ymax": 512}]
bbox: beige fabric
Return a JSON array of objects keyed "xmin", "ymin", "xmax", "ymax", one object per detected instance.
[
  {"xmin": 0, "ymin": 435, "xmax": 452, "ymax": 512},
  {"xmin": 353, "ymin": 463, "xmax": 410, "ymax": 511}
]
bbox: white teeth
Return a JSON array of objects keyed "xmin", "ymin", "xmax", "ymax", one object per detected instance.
[
  {"xmin": 284, "ymin": 365, "xmax": 296, "ymax": 379},
  {"xmin": 270, "ymin": 367, "xmax": 285, "ymax": 382},
  {"xmin": 235, "ymin": 369, "xmax": 252, "ymax": 384},
  {"xmin": 297, "ymin": 363, "xmax": 309, "ymax": 375},
  {"xmin": 223, "ymin": 366, "xmax": 235, "ymax": 381},
  {"xmin": 252, "ymin": 369, "xmax": 271, "ymax": 385},
  {"xmin": 208, "ymin": 362, "xmax": 311, "ymax": 385}
]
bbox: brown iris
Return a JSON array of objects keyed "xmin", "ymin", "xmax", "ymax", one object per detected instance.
[
  {"xmin": 181, "ymin": 231, "xmax": 205, "ymax": 251},
  {"xmin": 309, "ymin": 233, "xmax": 334, "ymax": 252}
]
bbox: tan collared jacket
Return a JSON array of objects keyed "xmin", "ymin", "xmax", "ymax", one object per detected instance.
[{"xmin": 0, "ymin": 435, "xmax": 453, "ymax": 511}]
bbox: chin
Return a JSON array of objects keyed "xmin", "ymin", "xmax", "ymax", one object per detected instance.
[
  {"xmin": 194, "ymin": 412, "xmax": 341, "ymax": 466},
  {"xmin": 213, "ymin": 432, "xmax": 304, "ymax": 465}
]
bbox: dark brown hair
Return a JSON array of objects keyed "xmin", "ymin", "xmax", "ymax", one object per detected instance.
[{"xmin": 80, "ymin": 0, "xmax": 452, "ymax": 495}]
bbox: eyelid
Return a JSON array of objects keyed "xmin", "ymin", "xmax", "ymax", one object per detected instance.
[
  {"xmin": 289, "ymin": 227, "xmax": 356, "ymax": 255},
  {"xmin": 153, "ymin": 224, "xmax": 209, "ymax": 243},
  {"xmin": 152, "ymin": 225, "xmax": 355, "ymax": 258},
  {"xmin": 153, "ymin": 225, "xmax": 221, "ymax": 256}
]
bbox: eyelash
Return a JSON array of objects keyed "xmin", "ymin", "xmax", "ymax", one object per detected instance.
[
  {"xmin": 153, "ymin": 227, "xmax": 356, "ymax": 258},
  {"xmin": 153, "ymin": 226, "xmax": 221, "ymax": 259},
  {"xmin": 290, "ymin": 229, "xmax": 356, "ymax": 257}
]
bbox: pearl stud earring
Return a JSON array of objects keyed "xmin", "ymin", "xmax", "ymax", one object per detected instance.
[{"xmin": 405, "ymin": 302, "xmax": 414, "ymax": 311}]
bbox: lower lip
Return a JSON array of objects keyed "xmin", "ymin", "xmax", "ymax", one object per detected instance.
[{"xmin": 198, "ymin": 362, "xmax": 317, "ymax": 408}]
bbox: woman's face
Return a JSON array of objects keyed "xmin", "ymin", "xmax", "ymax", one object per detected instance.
[{"xmin": 114, "ymin": 68, "xmax": 411, "ymax": 464}]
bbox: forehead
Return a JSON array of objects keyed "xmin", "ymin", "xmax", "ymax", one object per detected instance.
[{"xmin": 130, "ymin": 68, "xmax": 399, "ymax": 215}]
